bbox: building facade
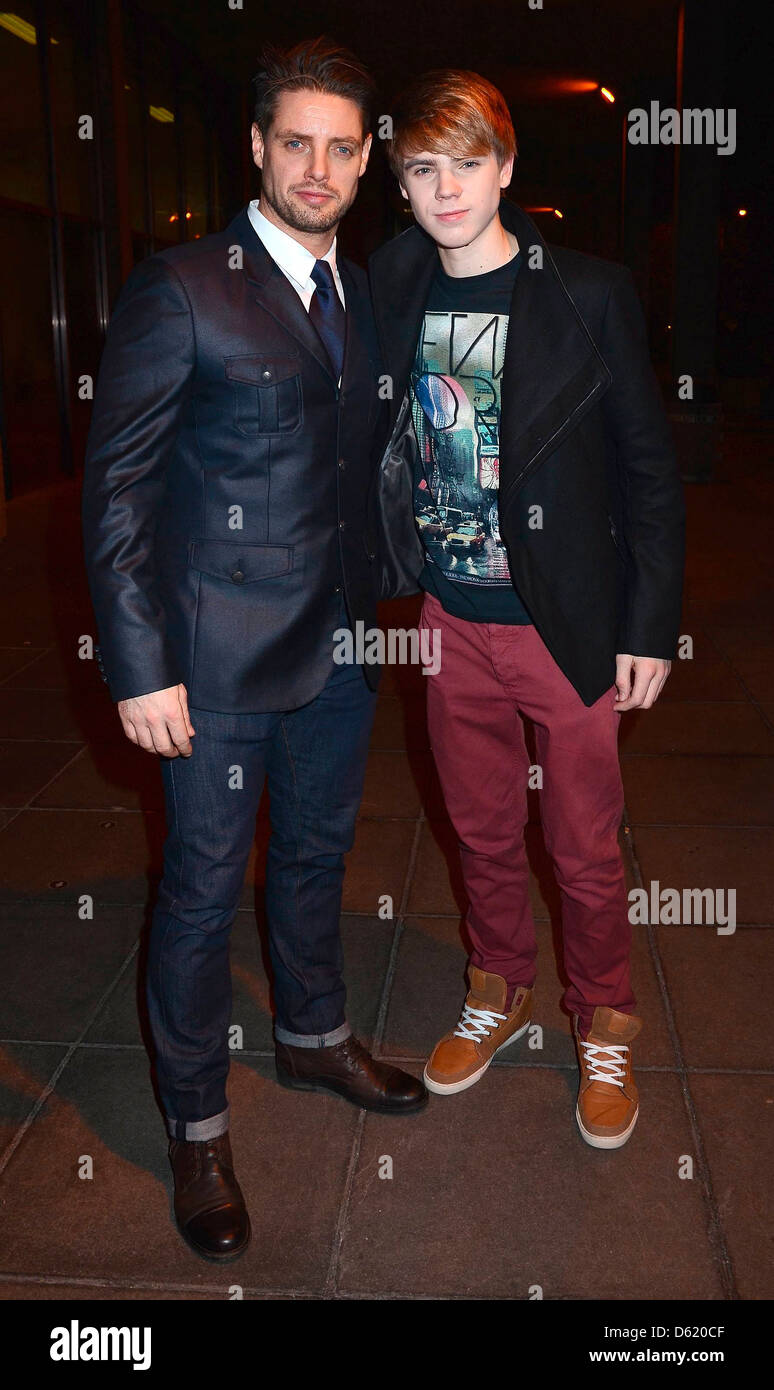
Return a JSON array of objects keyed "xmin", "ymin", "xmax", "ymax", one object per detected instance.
[{"xmin": 0, "ymin": 0, "xmax": 243, "ymax": 498}]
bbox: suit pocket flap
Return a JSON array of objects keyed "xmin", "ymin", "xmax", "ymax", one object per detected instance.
[
  {"xmin": 225, "ymin": 354, "xmax": 300, "ymax": 387},
  {"xmin": 189, "ymin": 539, "xmax": 294, "ymax": 583}
]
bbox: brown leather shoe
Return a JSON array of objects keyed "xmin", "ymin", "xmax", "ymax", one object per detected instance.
[
  {"xmin": 168, "ymin": 1131, "xmax": 251, "ymax": 1261},
  {"xmin": 574, "ymin": 1007, "xmax": 642, "ymax": 1149},
  {"xmin": 425, "ymin": 970, "xmax": 533, "ymax": 1095},
  {"xmin": 275, "ymin": 1033, "xmax": 428, "ymax": 1113}
]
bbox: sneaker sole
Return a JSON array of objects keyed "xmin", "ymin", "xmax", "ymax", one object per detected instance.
[
  {"xmin": 423, "ymin": 1020, "xmax": 531, "ymax": 1096},
  {"xmin": 575, "ymin": 1102, "xmax": 639, "ymax": 1149}
]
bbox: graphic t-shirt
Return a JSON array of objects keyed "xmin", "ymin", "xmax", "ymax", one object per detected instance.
[{"xmin": 410, "ymin": 252, "xmax": 532, "ymax": 624}]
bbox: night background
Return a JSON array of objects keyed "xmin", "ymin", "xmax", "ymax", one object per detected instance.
[
  {"xmin": 0, "ymin": 0, "xmax": 772, "ymax": 1320},
  {"xmin": 0, "ymin": 0, "xmax": 771, "ymax": 496}
]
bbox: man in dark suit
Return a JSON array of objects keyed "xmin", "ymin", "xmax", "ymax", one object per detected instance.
[
  {"xmin": 82, "ymin": 37, "xmax": 427, "ymax": 1265},
  {"xmin": 369, "ymin": 69, "xmax": 685, "ymax": 1150}
]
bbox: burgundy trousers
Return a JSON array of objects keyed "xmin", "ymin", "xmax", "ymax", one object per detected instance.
[{"xmin": 419, "ymin": 591, "xmax": 635, "ymax": 1037}]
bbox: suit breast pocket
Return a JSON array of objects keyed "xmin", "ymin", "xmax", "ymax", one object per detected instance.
[{"xmin": 225, "ymin": 354, "xmax": 302, "ymax": 436}]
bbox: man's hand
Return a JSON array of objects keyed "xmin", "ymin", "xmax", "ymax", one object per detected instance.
[
  {"xmin": 117, "ymin": 683, "xmax": 195, "ymax": 757},
  {"xmin": 614, "ymin": 655, "xmax": 671, "ymax": 711}
]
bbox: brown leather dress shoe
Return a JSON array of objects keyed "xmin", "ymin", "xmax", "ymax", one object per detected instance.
[
  {"xmin": 275, "ymin": 1034, "xmax": 428, "ymax": 1113},
  {"xmin": 168, "ymin": 1131, "xmax": 251, "ymax": 1262}
]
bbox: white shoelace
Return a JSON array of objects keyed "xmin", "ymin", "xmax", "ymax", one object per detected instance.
[
  {"xmin": 453, "ymin": 1003, "xmax": 508, "ymax": 1042},
  {"xmin": 580, "ymin": 1039, "xmax": 629, "ymax": 1087}
]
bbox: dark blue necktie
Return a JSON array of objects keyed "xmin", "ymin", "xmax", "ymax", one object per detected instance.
[{"xmin": 309, "ymin": 259, "xmax": 345, "ymax": 382}]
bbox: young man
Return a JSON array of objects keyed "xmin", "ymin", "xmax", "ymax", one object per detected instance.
[
  {"xmin": 369, "ymin": 70, "xmax": 685, "ymax": 1149},
  {"xmin": 82, "ymin": 38, "xmax": 426, "ymax": 1265}
]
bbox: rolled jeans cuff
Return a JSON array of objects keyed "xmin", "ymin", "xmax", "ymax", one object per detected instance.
[
  {"xmin": 166, "ymin": 1105, "xmax": 230, "ymax": 1142},
  {"xmin": 274, "ymin": 1021, "xmax": 351, "ymax": 1049}
]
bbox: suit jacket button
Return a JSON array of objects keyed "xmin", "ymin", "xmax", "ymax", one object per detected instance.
[
  {"xmin": 261, "ymin": 368, "xmax": 272, "ymax": 381},
  {"xmin": 231, "ymin": 569, "xmax": 245, "ymax": 583},
  {"xmin": 338, "ymin": 458, "xmax": 346, "ymax": 469},
  {"xmin": 334, "ymin": 585, "xmax": 342, "ymax": 594},
  {"xmin": 339, "ymin": 520, "xmax": 346, "ymax": 530}
]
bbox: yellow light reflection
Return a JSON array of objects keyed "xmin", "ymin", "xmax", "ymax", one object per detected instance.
[{"xmin": 0, "ymin": 12, "xmax": 58, "ymax": 42}]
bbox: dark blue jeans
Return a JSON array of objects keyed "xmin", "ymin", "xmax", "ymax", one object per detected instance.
[{"xmin": 146, "ymin": 653, "xmax": 377, "ymax": 1141}]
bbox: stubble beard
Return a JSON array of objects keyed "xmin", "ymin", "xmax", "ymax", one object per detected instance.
[{"xmin": 262, "ymin": 182, "xmax": 347, "ymax": 236}]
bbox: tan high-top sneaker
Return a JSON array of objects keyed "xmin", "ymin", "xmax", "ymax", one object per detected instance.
[
  {"xmin": 424, "ymin": 969, "xmax": 533, "ymax": 1095},
  {"xmin": 574, "ymin": 1006, "xmax": 642, "ymax": 1149}
]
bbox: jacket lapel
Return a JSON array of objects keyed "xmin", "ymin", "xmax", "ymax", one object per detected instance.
[
  {"xmin": 370, "ymin": 226, "xmax": 437, "ymax": 433},
  {"xmin": 224, "ymin": 206, "xmax": 337, "ymax": 383},
  {"xmin": 496, "ymin": 201, "xmax": 612, "ymax": 496}
]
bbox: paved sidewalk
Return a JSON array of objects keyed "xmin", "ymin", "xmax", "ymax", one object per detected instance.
[{"xmin": 0, "ymin": 424, "xmax": 772, "ymax": 1300}]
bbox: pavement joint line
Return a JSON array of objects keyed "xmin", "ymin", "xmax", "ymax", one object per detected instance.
[
  {"xmin": 320, "ymin": 1107, "xmax": 367, "ymax": 1300},
  {"xmin": 624, "ymin": 793, "xmax": 740, "ymax": 1302},
  {"xmin": 0, "ymin": 737, "xmax": 89, "ymax": 745},
  {"xmin": 0, "ymin": 646, "xmax": 56, "ymax": 688},
  {"xmin": 624, "ymin": 821, "xmax": 774, "ymax": 829},
  {"xmin": 0, "ymin": 940, "xmax": 140, "ymax": 1181},
  {"xmin": 322, "ymin": 805, "xmax": 426, "ymax": 1299},
  {"xmin": 0, "ymin": 1270, "xmax": 705, "ymax": 1300},
  {"xmin": 699, "ymin": 627, "xmax": 774, "ymax": 735},
  {"xmin": 371, "ymin": 814, "xmax": 426, "ymax": 1052},
  {"xmin": 0, "ymin": 743, "xmax": 88, "ymax": 835},
  {"xmin": 650, "ymin": 921, "xmax": 774, "ymax": 929},
  {"xmin": 340, "ymin": 910, "xmax": 774, "ymax": 928},
  {"xmin": 4, "ymin": 807, "xmax": 774, "ymax": 829},
  {"xmin": 622, "ymin": 752, "xmax": 774, "ymax": 762},
  {"xmin": 0, "ymin": 1270, "xmax": 517, "ymax": 1299},
  {"xmin": 2, "ymin": 1041, "xmax": 773, "ymax": 1076},
  {"xmin": 3, "ymin": 902, "xmax": 772, "ymax": 929},
  {"xmin": 0, "ymin": 1271, "xmax": 325, "ymax": 1299}
]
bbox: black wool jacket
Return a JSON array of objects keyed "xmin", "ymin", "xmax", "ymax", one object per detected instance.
[{"xmin": 368, "ymin": 198, "xmax": 686, "ymax": 706}]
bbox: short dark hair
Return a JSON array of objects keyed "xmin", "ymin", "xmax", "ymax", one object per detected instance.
[{"xmin": 252, "ymin": 36, "xmax": 375, "ymax": 138}]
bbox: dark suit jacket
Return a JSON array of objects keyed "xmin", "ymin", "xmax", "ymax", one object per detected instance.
[
  {"xmin": 368, "ymin": 198, "xmax": 686, "ymax": 707},
  {"xmin": 82, "ymin": 205, "xmax": 382, "ymax": 713}
]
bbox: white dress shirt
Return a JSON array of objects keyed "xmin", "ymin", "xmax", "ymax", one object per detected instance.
[{"xmin": 247, "ymin": 199, "xmax": 346, "ymax": 311}]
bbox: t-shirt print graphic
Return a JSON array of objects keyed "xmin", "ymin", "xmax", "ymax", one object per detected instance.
[{"xmin": 411, "ymin": 308, "xmax": 512, "ymax": 585}]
